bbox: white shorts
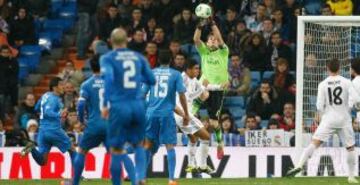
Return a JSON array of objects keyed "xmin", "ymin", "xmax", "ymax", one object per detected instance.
[
  {"xmin": 313, "ymin": 122, "xmax": 355, "ymax": 147},
  {"xmin": 175, "ymin": 114, "xmax": 204, "ymax": 135}
]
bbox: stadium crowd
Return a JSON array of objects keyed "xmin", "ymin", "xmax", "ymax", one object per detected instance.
[{"xmin": 0, "ymin": 0, "xmax": 360, "ymax": 147}]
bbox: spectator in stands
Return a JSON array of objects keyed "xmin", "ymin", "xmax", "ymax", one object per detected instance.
[
  {"xmin": 15, "ymin": 93, "xmax": 37, "ymax": 130},
  {"xmin": 76, "ymin": 0, "xmax": 99, "ymax": 59},
  {"xmin": 0, "ymin": 45, "xmax": 18, "ymax": 114},
  {"xmin": 128, "ymin": 28, "xmax": 146, "ymax": 52},
  {"xmin": 219, "ymin": 6, "xmax": 238, "ymax": 38},
  {"xmin": 63, "ymin": 108, "xmax": 79, "ymax": 132},
  {"xmin": 173, "ymin": 8, "xmax": 196, "ymax": 44},
  {"xmin": 227, "ymin": 20, "xmax": 251, "ymax": 57},
  {"xmin": 156, "ymin": 0, "xmax": 179, "ymax": 35},
  {"xmin": 168, "ymin": 39, "xmax": 182, "ymax": 59},
  {"xmin": 245, "ymin": 3, "xmax": 267, "ymax": 32},
  {"xmin": 260, "ymin": 18, "xmax": 274, "ymax": 47},
  {"xmin": 72, "ymin": 122, "xmax": 83, "ymax": 146},
  {"xmin": 327, "ymin": 0, "xmax": 353, "ymax": 15},
  {"xmin": 26, "ymin": 119, "xmax": 38, "ymax": 142},
  {"xmin": 264, "ymin": 0, "xmax": 276, "ymax": 17},
  {"xmin": 270, "ymin": 58, "xmax": 295, "ymax": 91},
  {"xmin": 281, "ymin": 0, "xmax": 299, "ymax": 24},
  {"xmin": 321, "ymin": 4, "xmax": 334, "ymax": 15},
  {"xmin": 0, "ymin": 28, "xmax": 18, "ymax": 57},
  {"xmin": 220, "ymin": 112, "xmax": 238, "ymax": 146},
  {"xmin": 238, "ymin": 113, "xmax": 262, "ymax": 135},
  {"xmin": 139, "ymin": 0, "xmax": 157, "ymax": 22},
  {"xmin": 118, "ymin": 0, "xmax": 136, "ymax": 20},
  {"xmin": 63, "ymin": 82, "xmax": 78, "ymax": 110},
  {"xmin": 353, "ymin": 118, "xmax": 359, "ymax": 132},
  {"xmin": 269, "ymin": 31, "xmax": 293, "ymax": 70},
  {"xmin": 288, "ymin": 6, "xmax": 302, "ymax": 45},
  {"xmin": 170, "ymin": 53, "xmax": 186, "ymax": 72},
  {"xmin": 58, "ymin": 60, "xmax": 84, "ymax": 88},
  {"xmin": 271, "ymin": 9, "xmax": 290, "ymax": 42},
  {"xmin": 145, "ymin": 16, "xmax": 156, "ymax": 41},
  {"xmin": 243, "ymin": 32, "xmax": 270, "ymax": 71},
  {"xmin": 228, "ymin": 53, "xmax": 251, "ymax": 96},
  {"xmin": 267, "ymin": 118, "xmax": 280, "ymax": 129},
  {"xmin": 278, "ymin": 102, "xmax": 295, "ymax": 131},
  {"xmin": 9, "ymin": 7, "xmax": 36, "ymax": 47},
  {"xmin": 27, "ymin": 0, "xmax": 50, "ymax": 19},
  {"xmin": 0, "ymin": 120, "xmax": 5, "ymax": 146},
  {"xmin": 0, "ymin": 0, "xmax": 11, "ymax": 20},
  {"xmin": 98, "ymin": 3, "xmax": 128, "ymax": 42},
  {"xmin": 247, "ymin": 79, "xmax": 282, "ymax": 120},
  {"xmin": 152, "ymin": 26, "xmax": 168, "ymax": 49},
  {"xmin": 145, "ymin": 41, "xmax": 158, "ymax": 68}
]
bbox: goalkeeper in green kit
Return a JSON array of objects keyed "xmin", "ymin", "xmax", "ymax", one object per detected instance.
[{"xmin": 193, "ymin": 17, "xmax": 229, "ymax": 159}]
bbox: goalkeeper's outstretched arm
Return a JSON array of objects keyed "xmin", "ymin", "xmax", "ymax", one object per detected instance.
[
  {"xmin": 210, "ymin": 20, "xmax": 224, "ymax": 46},
  {"xmin": 193, "ymin": 22, "xmax": 203, "ymax": 47}
]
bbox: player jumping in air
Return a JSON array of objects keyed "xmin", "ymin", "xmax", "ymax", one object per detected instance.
[
  {"xmin": 193, "ymin": 17, "xmax": 230, "ymax": 159},
  {"xmin": 100, "ymin": 28, "xmax": 156, "ymax": 185},
  {"xmin": 143, "ymin": 55, "xmax": 190, "ymax": 185},
  {"xmin": 72, "ymin": 55, "xmax": 136, "ymax": 185},
  {"xmin": 173, "ymin": 59, "xmax": 213, "ymax": 175},
  {"xmin": 286, "ymin": 59, "xmax": 358, "ymax": 184},
  {"xmin": 21, "ymin": 77, "xmax": 76, "ymax": 167}
]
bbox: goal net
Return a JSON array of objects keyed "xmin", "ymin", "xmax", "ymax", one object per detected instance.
[{"xmin": 296, "ymin": 16, "xmax": 360, "ymax": 176}]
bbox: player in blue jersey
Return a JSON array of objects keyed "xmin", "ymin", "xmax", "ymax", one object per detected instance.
[
  {"xmin": 20, "ymin": 77, "xmax": 76, "ymax": 166},
  {"xmin": 72, "ymin": 55, "xmax": 136, "ymax": 185},
  {"xmin": 100, "ymin": 28, "xmax": 156, "ymax": 185},
  {"xmin": 143, "ymin": 57, "xmax": 190, "ymax": 185}
]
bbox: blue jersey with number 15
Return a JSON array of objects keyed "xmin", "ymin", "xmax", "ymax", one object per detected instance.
[
  {"xmin": 144, "ymin": 66, "xmax": 186, "ymax": 116},
  {"xmin": 100, "ymin": 48, "xmax": 155, "ymax": 106}
]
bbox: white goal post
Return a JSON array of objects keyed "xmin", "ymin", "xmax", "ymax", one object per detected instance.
[{"xmin": 295, "ymin": 16, "xmax": 360, "ymax": 150}]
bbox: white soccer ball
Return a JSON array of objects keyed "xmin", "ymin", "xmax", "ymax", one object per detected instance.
[{"xmin": 195, "ymin": 3, "xmax": 212, "ymax": 18}]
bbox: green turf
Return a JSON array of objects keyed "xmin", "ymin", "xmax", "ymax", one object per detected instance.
[{"xmin": 0, "ymin": 177, "xmax": 355, "ymax": 185}]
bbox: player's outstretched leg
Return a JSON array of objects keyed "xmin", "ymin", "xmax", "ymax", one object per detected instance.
[
  {"xmin": 346, "ymin": 146, "xmax": 358, "ymax": 183},
  {"xmin": 135, "ymin": 145, "xmax": 147, "ymax": 185},
  {"xmin": 110, "ymin": 150, "xmax": 125, "ymax": 185},
  {"xmin": 197, "ymin": 139, "xmax": 214, "ymax": 174},
  {"xmin": 286, "ymin": 142, "xmax": 319, "ymax": 177},
  {"xmin": 122, "ymin": 154, "xmax": 136, "ymax": 185},
  {"xmin": 21, "ymin": 141, "xmax": 46, "ymax": 166},
  {"xmin": 72, "ymin": 149, "xmax": 86, "ymax": 185},
  {"xmin": 166, "ymin": 144, "xmax": 177, "ymax": 185},
  {"xmin": 186, "ymin": 135, "xmax": 197, "ymax": 173}
]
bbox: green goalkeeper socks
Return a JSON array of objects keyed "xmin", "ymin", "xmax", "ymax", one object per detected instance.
[{"xmin": 214, "ymin": 125, "xmax": 223, "ymax": 143}]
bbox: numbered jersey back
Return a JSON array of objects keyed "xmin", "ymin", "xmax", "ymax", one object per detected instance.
[{"xmin": 317, "ymin": 75, "xmax": 352, "ymax": 124}]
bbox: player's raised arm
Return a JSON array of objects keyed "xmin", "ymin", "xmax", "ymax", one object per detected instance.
[
  {"xmin": 193, "ymin": 19, "xmax": 206, "ymax": 47},
  {"xmin": 209, "ymin": 19, "xmax": 225, "ymax": 46},
  {"xmin": 100, "ymin": 56, "xmax": 114, "ymax": 109}
]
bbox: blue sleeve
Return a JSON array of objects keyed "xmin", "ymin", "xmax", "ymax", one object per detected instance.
[
  {"xmin": 34, "ymin": 97, "xmax": 42, "ymax": 113},
  {"xmin": 100, "ymin": 55, "xmax": 114, "ymax": 108},
  {"xmin": 142, "ymin": 83, "xmax": 150, "ymax": 98},
  {"xmin": 43, "ymin": 98, "xmax": 61, "ymax": 118},
  {"xmin": 175, "ymin": 72, "xmax": 186, "ymax": 93},
  {"xmin": 77, "ymin": 84, "xmax": 88, "ymax": 123},
  {"xmin": 140, "ymin": 55, "xmax": 156, "ymax": 85}
]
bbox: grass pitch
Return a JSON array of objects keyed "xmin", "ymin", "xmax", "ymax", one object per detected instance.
[{"xmin": 0, "ymin": 177, "xmax": 354, "ymax": 185}]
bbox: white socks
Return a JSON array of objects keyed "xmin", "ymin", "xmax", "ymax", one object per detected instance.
[
  {"xmin": 197, "ymin": 139, "xmax": 210, "ymax": 169},
  {"xmin": 297, "ymin": 143, "xmax": 317, "ymax": 168},
  {"xmin": 347, "ymin": 150, "xmax": 356, "ymax": 178},
  {"xmin": 188, "ymin": 142, "xmax": 197, "ymax": 167}
]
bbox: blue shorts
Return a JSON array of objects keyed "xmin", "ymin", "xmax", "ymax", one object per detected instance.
[
  {"xmin": 37, "ymin": 129, "xmax": 72, "ymax": 154},
  {"xmin": 108, "ymin": 101, "xmax": 146, "ymax": 149},
  {"xmin": 145, "ymin": 115, "xmax": 177, "ymax": 147},
  {"xmin": 79, "ymin": 127, "xmax": 108, "ymax": 151}
]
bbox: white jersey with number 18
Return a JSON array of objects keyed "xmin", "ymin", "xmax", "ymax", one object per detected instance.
[{"xmin": 316, "ymin": 75, "xmax": 353, "ymax": 128}]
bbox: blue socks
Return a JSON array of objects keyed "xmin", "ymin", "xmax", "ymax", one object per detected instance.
[
  {"xmin": 167, "ymin": 148, "xmax": 176, "ymax": 181},
  {"xmin": 110, "ymin": 154, "xmax": 125, "ymax": 185},
  {"xmin": 122, "ymin": 155, "xmax": 136, "ymax": 185},
  {"xmin": 135, "ymin": 147, "xmax": 146, "ymax": 183},
  {"xmin": 31, "ymin": 148, "xmax": 44, "ymax": 166},
  {"xmin": 73, "ymin": 153, "xmax": 85, "ymax": 185}
]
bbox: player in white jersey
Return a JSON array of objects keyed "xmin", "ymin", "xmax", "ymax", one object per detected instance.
[
  {"xmin": 174, "ymin": 59, "xmax": 214, "ymax": 175},
  {"xmin": 350, "ymin": 58, "xmax": 360, "ymax": 121},
  {"xmin": 286, "ymin": 59, "xmax": 358, "ymax": 184}
]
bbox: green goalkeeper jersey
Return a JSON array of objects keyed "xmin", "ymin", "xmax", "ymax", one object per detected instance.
[{"xmin": 197, "ymin": 42, "xmax": 229, "ymax": 85}]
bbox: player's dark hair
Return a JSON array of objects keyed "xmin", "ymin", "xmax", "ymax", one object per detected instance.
[
  {"xmin": 49, "ymin": 77, "xmax": 62, "ymax": 91},
  {"xmin": 327, "ymin": 58, "xmax": 340, "ymax": 73},
  {"xmin": 158, "ymin": 54, "xmax": 171, "ymax": 65},
  {"xmin": 351, "ymin": 58, "xmax": 360, "ymax": 75},
  {"xmin": 185, "ymin": 59, "xmax": 198, "ymax": 69},
  {"xmin": 90, "ymin": 54, "xmax": 100, "ymax": 73}
]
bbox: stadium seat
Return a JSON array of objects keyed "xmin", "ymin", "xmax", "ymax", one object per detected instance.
[
  {"xmin": 43, "ymin": 19, "xmax": 72, "ymax": 32},
  {"xmin": 250, "ymin": 81, "xmax": 259, "ymax": 90},
  {"xmin": 260, "ymin": 120, "xmax": 268, "ymax": 129},
  {"xmin": 224, "ymin": 96, "xmax": 245, "ymax": 108},
  {"xmin": 228, "ymin": 107, "xmax": 245, "ymax": 119},
  {"xmin": 18, "ymin": 57, "xmax": 29, "ymax": 81},
  {"xmin": 39, "ymin": 30, "xmax": 63, "ymax": 46},
  {"xmin": 20, "ymin": 45, "xmax": 42, "ymax": 70},
  {"xmin": 234, "ymin": 118, "xmax": 244, "ymax": 129},
  {"xmin": 262, "ymin": 71, "xmax": 274, "ymax": 79},
  {"xmin": 251, "ymin": 71, "xmax": 261, "ymax": 82}
]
